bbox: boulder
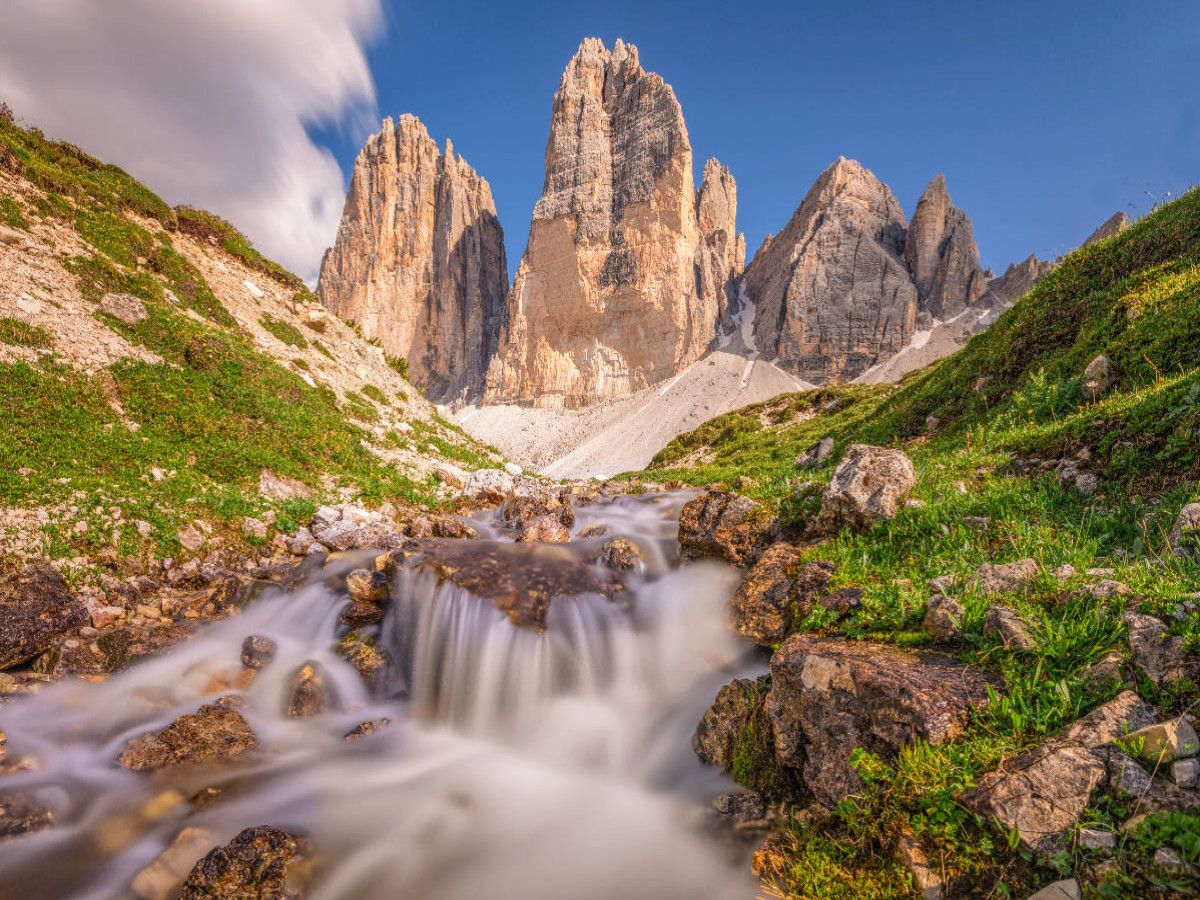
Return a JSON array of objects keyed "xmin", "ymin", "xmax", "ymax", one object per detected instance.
[
  {"xmin": 599, "ymin": 537, "xmax": 643, "ymax": 571},
  {"xmin": 1124, "ymin": 610, "xmax": 1196, "ymax": 686},
  {"xmin": 99, "ymin": 292, "xmax": 149, "ymax": 325},
  {"xmin": 728, "ymin": 549, "xmax": 836, "ymax": 647},
  {"xmin": 678, "ymin": 490, "xmax": 778, "ymax": 567},
  {"xmin": 1080, "ymin": 355, "xmax": 1113, "ymax": 402},
  {"xmin": 257, "ymin": 471, "xmax": 314, "ymax": 502},
  {"xmin": 179, "ymin": 826, "xmax": 311, "ymax": 900},
  {"xmin": 967, "ymin": 558, "xmax": 1039, "ymax": 596},
  {"xmin": 924, "ymin": 594, "xmax": 965, "ymax": 641},
  {"xmin": 119, "ymin": 704, "xmax": 258, "ymax": 771},
  {"xmin": 794, "ymin": 437, "xmax": 834, "ymax": 470},
  {"xmin": 810, "ymin": 445, "xmax": 916, "ymax": 535},
  {"xmin": 961, "ymin": 692, "xmax": 1156, "ymax": 857},
  {"xmin": 767, "ymin": 635, "xmax": 995, "ymax": 805},
  {"xmin": 1169, "ymin": 502, "xmax": 1200, "ymax": 556},
  {"xmin": 0, "ymin": 563, "xmax": 89, "ymax": 670},
  {"xmin": 240, "ymin": 635, "xmax": 277, "ymax": 670},
  {"xmin": 984, "ymin": 605, "xmax": 1036, "ymax": 651}
]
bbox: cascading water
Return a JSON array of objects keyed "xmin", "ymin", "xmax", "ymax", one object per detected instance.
[{"xmin": 0, "ymin": 493, "xmax": 761, "ymax": 899}]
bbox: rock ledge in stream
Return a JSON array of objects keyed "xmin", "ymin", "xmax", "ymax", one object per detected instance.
[
  {"xmin": 180, "ymin": 825, "xmax": 312, "ymax": 900},
  {"xmin": 0, "ymin": 563, "xmax": 89, "ymax": 670},
  {"xmin": 119, "ymin": 703, "xmax": 259, "ymax": 772},
  {"xmin": 678, "ymin": 490, "xmax": 778, "ymax": 568}
]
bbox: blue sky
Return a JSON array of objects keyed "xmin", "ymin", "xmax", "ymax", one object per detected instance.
[{"xmin": 319, "ymin": 0, "xmax": 1198, "ymax": 277}]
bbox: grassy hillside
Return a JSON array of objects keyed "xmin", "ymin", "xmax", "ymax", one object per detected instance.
[
  {"xmin": 0, "ymin": 114, "xmax": 495, "ymax": 568},
  {"xmin": 638, "ymin": 189, "xmax": 1200, "ymax": 898}
]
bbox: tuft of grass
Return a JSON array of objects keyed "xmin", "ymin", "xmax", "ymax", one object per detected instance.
[
  {"xmin": 0, "ymin": 317, "xmax": 53, "ymax": 349},
  {"xmin": 259, "ymin": 314, "xmax": 308, "ymax": 349},
  {"xmin": 361, "ymin": 384, "xmax": 387, "ymax": 405},
  {"xmin": 175, "ymin": 206, "xmax": 303, "ymax": 290},
  {"xmin": 386, "ymin": 354, "xmax": 409, "ymax": 380},
  {"xmin": 1, "ymin": 195, "xmax": 28, "ymax": 229}
]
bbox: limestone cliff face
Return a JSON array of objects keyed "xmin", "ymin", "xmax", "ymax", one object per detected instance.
[
  {"xmin": 318, "ymin": 114, "xmax": 508, "ymax": 402},
  {"xmin": 484, "ymin": 38, "xmax": 743, "ymax": 408},
  {"xmin": 744, "ymin": 158, "xmax": 917, "ymax": 385},
  {"xmin": 991, "ymin": 254, "xmax": 1057, "ymax": 302},
  {"xmin": 905, "ymin": 175, "xmax": 989, "ymax": 321}
]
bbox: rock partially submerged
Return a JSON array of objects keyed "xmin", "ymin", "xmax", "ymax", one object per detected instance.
[
  {"xmin": 179, "ymin": 825, "xmax": 312, "ymax": 900},
  {"xmin": 728, "ymin": 550, "xmax": 837, "ymax": 647},
  {"xmin": 119, "ymin": 703, "xmax": 258, "ymax": 772},
  {"xmin": 0, "ymin": 563, "xmax": 89, "ymax": 670},
  {"xmin": 678, "ymin": 490, "xmax": 777, "ymax": 567}
]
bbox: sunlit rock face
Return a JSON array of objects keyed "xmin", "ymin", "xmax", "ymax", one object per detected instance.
[
  {"xmin": 905, "ymin": 174, "xmax": 990, "ymax": 321},
  {"xmin": 318, "ymin": 114, "xmax": 508, "ymax": 403},
  {"xmin": 485, "ymin": 38, "xmax": 744, "ymax": 409},
  {"xmin": 744, "ymin": 158, "xmax": 918, "ymax": 385}
]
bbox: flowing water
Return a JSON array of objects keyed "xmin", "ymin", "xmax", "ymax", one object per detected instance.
[{"xmin": 0, "ymin": 492, "xmax": 760, "ymax": 899}]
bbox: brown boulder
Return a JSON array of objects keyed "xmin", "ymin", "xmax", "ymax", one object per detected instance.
[
  {"xmin": 729, "ymin": 549, "xmax": 837, "ymax": 647},
  {"xmin": 336, "ymin": 632, "xmax": 393, "ymax": 691},
  {"xmin": 0, "ymin": 791, "xmax": 53, "ymax": 841},
  {"xmin": 599, "ymin": 537, "xmax": 643, "ymax": 571},
  {"xmin": 33, "ymin": 621, "xmax": 196, "ymax": 676},
  {"xmin": 286, "ymin": 662, "xmax": 333, "ymax": 719},
  {"xmin": 678, "ymin": 490, "xmax": 778, "ymax": 568},
  {"xmin": 0, "ymin": 563, "xmax": 89, "ymax": 670},
  {"xmin": 767, "ymin": 634, "xmax": 995, "ymax": 806},
  {"xmin": 119, "ymin": 704, "xmax": 258, "ymax": 772},
  {"xmin": 515, "ymin": 515, "xmax": 570, "ymax": 543},
  {"xmin": 179, "ymin": 825, "xmax": 312, "ymax": 900}
]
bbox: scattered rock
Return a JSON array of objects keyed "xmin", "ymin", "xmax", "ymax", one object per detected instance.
[
  {"xmin": 794, "ymin": 437, "xmax": 834, "ymax": 470},
  {"xmin": 810, "ymin": 445, "xmax": 916, "ymax": 535},
  {"xmin": 924, "ymin": 594, "xmax": 965, "ymax": 641},
  {"xmin": 119, "ymin": 704, "xmax": 258, "ymax": 771},
  {"xmin": 336, "ymin": 632, "xmax": 393, "ymax": 691},
  {"xmin": 728, "ymin": 549, "xmax": 836, "ymax": 647},
  {"xmin": 0, "ymin": 563, "xmax": 90, "ymax": 670},
  {"xmin": 99, "ymin": 292, "xmax": 149, "ymax": 325},
  {"xmin": 345, "ymin": 569, "xmax": 389, "ymax": 604},
  {"xmin": 1120, "ymin": 719, "xmax": 1200, "ymax": 765},
  {"xmin": 599, "ymin": 537, "xmax": 643, "ymax": 571},
  {"xmin": 257, "ymin": 471, "xmax": 314, "ymax": 502},
  {"xmin": 312, "ymin": 521, "xmax": 359, "ymax": 552},
  {"xmin": 433, "ymin": 464, "xmax": 467, "ymax": 490},
  {"xmin": 1169, "ymin": 503, "xmax": 1200, "ymax": 556},
  {"xmin": 1153, "ymin": 847, "xmax": 1184, "ymax": 870},
  {"xmin": 242, "ymin": 517, "xmax": 268, "ymax": 540},
  {"xmin": 1025, "ymin": 880, "xmax": 1080, "ymax": 900},
  {"xmin": 132, "ymin": 826, "xmax": 218, "ymax": 900},
  {"xmin": 678, "ymin": 490, "xmax": 778, "ymax": 567},
  {"xmin": 1080, "ymin": 355, "xmax": 1113, "ymax": 402},
  {"xmin": 178, "ymin": 825, "xmax": 312, "ymax": 900},
  {"xmin": 984, "ymin": 605, "xmax": 1036, "ymax": 651},
  {"xmin": 967, "ymin": 558, "xmax": 1039, "ymax": 596},
  {"xmin": 1171, "ymin": 757, "xmax": 1199, "ymax": 788},
  {"xmin": 240, "ymin": 635, "xmax": 277, "ymax": 670},
  {"xmin": 178, "ymin": 525, "xmax": 206, "ymax": 553},
  {"xmin": 286, "ymin": 662, "xmax": 332, "ymax": 718},
  {"xmin": 1078, "ymin": 828, "xmax": 1116, "ymax": 853},
  {"xmin": 1124, "ymin": 610, "xmax": 1196, "ymax": 686},
  {"xmin": 768, "ymin": 634, "xmax": 995, "ymax": 806}
]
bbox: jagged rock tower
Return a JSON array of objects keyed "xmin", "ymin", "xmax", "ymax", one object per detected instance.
[
  {"xmin": 317, "ymin": 114, "xmax": 508, "ymax": 402},
  {"xmin": 905, "ymin": 174, "xmax": 990, "ymax": 321},
  {"xmin": 484, "ymin": 38, "xmax": 744, "ymax": 408}
]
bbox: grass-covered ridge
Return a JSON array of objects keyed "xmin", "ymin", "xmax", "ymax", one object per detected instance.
[
  {"xmin": 635, "ymin": 189, "xmax": 1200, "ymax": 898},
  {"xmin": 0, "ymin": 112, "xmax": 493, "ymax": 566}
]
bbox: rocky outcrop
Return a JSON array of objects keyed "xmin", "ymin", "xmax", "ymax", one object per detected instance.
[
  {"xmin": 990, "ymin": 254, "xmax": 1057, "ymax": 302},
  {"xmin": 318, "ymin": 114, "xmax": 508, "ymax": 402},
  {"xmin": 905, "ymin": 175, "xmax": 990, "ymax": 321},
  {"xmin": 0, "ymin": 563, "xmax": 89, "ymax": 670},
  {"xmin": 678, "ymin": 490, "xmax": 778, "ymax": 567},
  {"xmin": 1083, "ymin": 211, "xmax": 1128, "ymax": 247},
  {"xmin": 484, "ymin": 38, "xmax": 744, "ymax": 408},
  {"xmin": 744, "ymin": 158, "xmax": 917, "ymax": 384},
  {"xmin": 179, "ymin": 826, "xmax": 312, "ymax": 900}
]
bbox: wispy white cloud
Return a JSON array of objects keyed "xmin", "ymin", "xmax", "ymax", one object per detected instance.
[{"xmin": 0, "ymin": 0, "xmax": 383, "ymax": 281}]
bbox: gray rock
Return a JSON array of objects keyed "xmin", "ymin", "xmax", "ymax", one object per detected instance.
[
  {"xmin": 1169, "ymin": 502, "xmax": 1200, "ymax": 556},
  {"xmin": 313, "ymin": 521, "xmax": 359, "ymax": 552},
  {"xmin": 1080, "ymin": 355, "xmax": 1113, "ymax": 402},
  {"xmin": 794, "ymin": 437, "xmax": 834, "ymax": 470},
  {"xmin": 811, "ymin": 444, "xmax": 916, "ymax": 535},
  {"xmin": 984, "ymin": 605, "xmax": 1036, "ymax": 651},
  {"xmin": 177, "ymin": 525, "xmax": 206, "ymax": 553},
  {"xmin": 1124, "ymin": 610, "xmax": 1196, "ymax": 686},
  {"xmin": 1171, "ymin": 757, "xmax": 1199, "ymax": 788},
  {"xmin": 968, "ymin": 558, "xmax": 1039, "ymax": 596},
  {"xmin": 1121, "ymin": 719, "xmax": 1200, "ymax": 764},
  {"xmin": 312, "ymin": 505, "xmax": 341, "ymax": 529},
  {"xmin": 1025, "ymin": 880, "xmax": 1080, "ymax": 900},
  {"xmin": 461, "ymin": 468, "xmax": 515, "ymax": 499},
  {"xmin": 99, "ymin": 292, "xmax": 149, "ymax": 325},
  {"xmin": 241, "ymin": 517, "xmax": 267, "ymax": 540},
  {"xmin": 1078, "ymin": 828, "xmax": 1115, "ymax": 853},
  {"xmin": 1154, "ymin": 846, "xmax": 1184, "ymax": 870},
  {"xmin": 924, "ymin": 594, "xmax": 965, "ymax": 641}
]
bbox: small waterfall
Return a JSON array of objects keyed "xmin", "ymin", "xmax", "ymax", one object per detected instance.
[{"xmin": 0, "ymin": 493, "xmax": 759, "ymax": 900}]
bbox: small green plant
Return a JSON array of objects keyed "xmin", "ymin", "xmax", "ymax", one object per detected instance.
[
  {"xmin": 386, "ymin": 354, "xmax": 409, "ymax": 380},
  {"xmin": 0, "ymin": 317, "xmax": 52, "ymax": 348},
  {"xmin": 1, "ymin": 195, "xmax": 27, "ymax": 229},
  {"xmin": 259, "ymin": 314, "xmax": 308, "ymax": 349},
  {"xmin": 361, "ymin": 384, "xmax": 387, "ymax": 405}
]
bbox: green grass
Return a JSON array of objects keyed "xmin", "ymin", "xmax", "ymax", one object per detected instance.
[
  {"xmin": 175, "ymin": 206, "xmax": 303, "ymax": 290},
  {"xmin": 633, "ymin": 187, "xmax": 1200, "ymax": 899},
  {"xmin": 0, "ymin": 317, "xmax": 53, "ymax": 349},
  {"xmin": 361, "ymin": 383, "xmax": 388, "ymax": 405},
  {"xmin": 259, "ymin": 314, "xmax": 308, "ymax": 349},
  {"xmin": 1, "ymin": 195, "xmax": 28, "ymax": 229}
]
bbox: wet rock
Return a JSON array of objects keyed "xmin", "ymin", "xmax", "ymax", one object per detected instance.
[
  {"xmin": 711, "ymin": 791, "xmax": 767, "ymax": 824},
  {"xmin": 1121, "ymin": 719, "xmax": 1199, "ymax": 765},
  {"xmin": 34, "ymin": 621, "xmax": 197, "ymax": 676},
  {"xmin": 924, "ymin": 594, "xmax": 965, "ymax": 641},
  {"xmin": 599, "ymin": 537, "xmax": 643, "ymax": 571},
  {"xmin": 961, "ymin": 692, "xmax": 1156, "ymax": 857},
  {"xmin": 515, "ymin": 515, "xmax": 571, "ymax": 543},
  {"xmin": 1080, "ymin": 355, "xmax": 1113, "ymax": 402},
  {"xmin": 286, "ymin": 662, "xmax": 332, "ymax": 719},
  {"xmin": 794, "ymin": 437, "xmax": 834, "ymax": 470},
  {"xmin": 693, "ymin": 677, "xmax": 769, "ymax": 772},
  {"xmin": 1169, "ymin": 502, "xmax": 1200, "ymax": 556},
  {"xmin": 0, "ymin": 563, "xmax": 90, "ymax": 670},
  {"xmin": 576, "ymin": 524, "xmax": 611, "ymax": 539},
  {"xmin": 119, "ymin": 704, "xmax": 258, "ymax": 771},
  {"xmin": 500, "ymin": 490, "xmax": 575, "ymax": 530},
  {"xmin": 728, "ymin": 549, "xmax": 836, "ymax": 647},
  {"xmin": 984, "ymin": 605, "xmax": 1036, "ymax": 651},
  {"xmin": 1124, "ymin": 610, "xmax": 1196, "ymax": 686},
  {"xmin": 336, "ymin": 632, "xmax": 393, "ymax": 691},
  {"xmin": 240, "ymin": 635, "xmax": 277, "ymax": 670},
  {"xmin": 810, "ymin": 445, "xmax": 916, "ymax": 535},
  {"xmin": 345, "ymin": 569, "xmax": 389, "ymax": 605},
  {"xmin": 678, "ymin": 490, "xmax": 778, "ymax": 568},
  {"xmin": 967, "ymin": 558, "xmax": 1039, "ymax": 596},
  {"xmin": 132, "ymin": 826, "xmax": 218, "ymax": 900},
  {"xmin": 179, "ymin": 825, "xmax": 312, "ymax": 900},
  {"xmin": 345, "ymin": 718, "xmax": 393, "ymax": 741},
  {"xmin": 1026, "ymin": 880, "xmax": 1080, "ymax": 900},
  {"xmin": 257, "ymin": 470, "xmax": 314, "ymax": 502},
  {"xmin": 0, "ymin": 791, "xmax": 53, "ymax": 841},
  {"xmin": 338, "ymin": 600, "xmax": 385, "ymax": 628},
  {"xmin": 768, "ymin": 635, "xmax": 994, "ymax": 806}
]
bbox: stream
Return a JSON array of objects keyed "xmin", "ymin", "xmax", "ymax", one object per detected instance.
[{"xmin": 0, "ymin": 492, "xmax": 760, "ymax": 899}]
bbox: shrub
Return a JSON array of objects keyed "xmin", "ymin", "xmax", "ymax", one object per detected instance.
[{"xmin": 386, "ymin": 354, "xmax": 409, "ymax": 380}]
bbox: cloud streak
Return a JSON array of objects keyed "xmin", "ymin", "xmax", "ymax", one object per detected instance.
[{"xmin": 0, "ymin": 0, "xmax": 383, "ymax": 281}]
